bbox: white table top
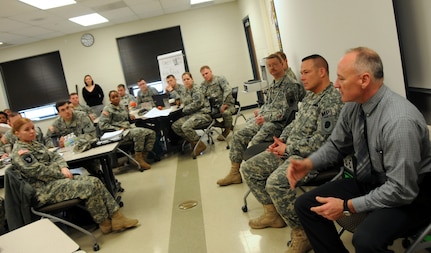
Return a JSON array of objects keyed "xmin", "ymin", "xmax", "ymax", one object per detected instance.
[
  {"xmin": 0, "ymin": 219, "xmax": 80, "ymax": 253},
  {"xmin": 60, "ymin": 142, "xmax": 119, "ymax": 163}
]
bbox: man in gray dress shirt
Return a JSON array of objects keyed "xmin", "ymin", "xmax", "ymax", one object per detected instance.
[{"xmin": 288, "ymin": 47, "xmax": 431, "ymax": 253}]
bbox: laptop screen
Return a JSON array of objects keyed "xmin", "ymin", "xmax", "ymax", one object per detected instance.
[{"xmin": 152, "ymin": 94, "xmax": 170, "ymax": 107}]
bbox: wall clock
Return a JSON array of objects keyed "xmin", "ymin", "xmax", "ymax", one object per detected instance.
[{"xmin": 81, "ymin": 33, "xmax": 94, "ymax": 47}]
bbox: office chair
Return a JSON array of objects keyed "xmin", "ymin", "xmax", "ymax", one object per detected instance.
[
  {"xmin": 334, "ymin": 156, "xmax": 431, "ymax": 253},
  {"xmin": 240, "ymin": 145, "xmax": 342, "ymax": 213},
  {"xmin": 205, "ymin": 87, "xmax": 244, "ymax": 150},
  {"xmin": 231, "ymin": 86, "xmax": 247, "ymax": 136},
  {"xmin": 181, "ymin": 97, "xmax": 224, "ymax": 159},
  {"xmin": 4, "ymin": 165, "xmax": 100, "ymax": 251}
]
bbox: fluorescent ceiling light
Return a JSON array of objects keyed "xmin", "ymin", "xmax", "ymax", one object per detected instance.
[
  {"xmin": 190, "ymin": 0, "xmax": 213, "ymax": 5},
  {"xmin": 19, "ymin": 0, "xmax": 76, "ymax": 10},
  {"xmin": 69, "ymin": 13, "xmax": 109, "ymax": 27}
]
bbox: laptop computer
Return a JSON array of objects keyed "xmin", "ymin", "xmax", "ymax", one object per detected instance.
[{"xmin": 152, "ymin": 94, "xmax": 170, "ymax": 108}]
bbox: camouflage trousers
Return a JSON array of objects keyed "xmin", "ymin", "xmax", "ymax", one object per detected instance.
[
  {"xmin": 124, "ymin": 127, "xmax": 156, "ymax": 152},
  {"xmin": 171, "ymin": 113, "xmax": 212, "ymax": 142},
  {"xmin": 219, "ymin": 105, "xmax": 236, "ymax": 128},
  {"xmin": 229, "ymin": 118, "xmax": 283, "ymax": 163},
  {"xmin": 37, "ymin": 175, "xmax": 119, "ymax": 224},
  {"xmin": 241, "ymin": 151, "xmax": 307, "ymax": 228}
]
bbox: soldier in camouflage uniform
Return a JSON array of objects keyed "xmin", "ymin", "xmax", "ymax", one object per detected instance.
[
  {"xmin": 46, "ymin": 101, "xmax": 97, "ymax": 147},
  {"xmin": 171, "ymin": 72, "xmax": 211, "ymax": 157},
  {"xmin": 165, "ymin": 74, "xmax": 186, "ymax": 100},
  {"xmin": 241, "ymin": 55, "xmax": 343, "ymax": 253},
  {"xmin": 69, "ymin": 92, "xmax": 96, "ymax": 121},
  {"xmin": 99, "ymin": 90, "xmax": 156, "ymax": 170},
  {"xmin": 216, "ymin": 53, "xmax": 306, "ymax": 186},
  {"xmin": 1, "ymin": 112, "xmax": 45, "ymax": 156},
  {"xmin": 45, "ymin": 101, "xmax": 99, "ymax": 174},
  {"xmin": 200, "ymin": 65, "xmax": 236, "ymax": 141},
  {"xmin": 117, "ymin": 84, "xmax": 137, "ymax": 108},
  {"xmin": 136, "ymin": 78, "xmax": 159, "ymax": 108},
  {"xmin": 11, "ymin": 118, "xmax": 138, "ymax": 234}
]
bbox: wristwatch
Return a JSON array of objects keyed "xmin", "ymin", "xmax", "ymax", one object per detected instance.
[{"xmin": 343, "ymin": 199, "xmax": 352, "ymax": 217}]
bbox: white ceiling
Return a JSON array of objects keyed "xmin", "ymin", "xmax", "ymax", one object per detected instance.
[{"xmin": 0, "ymin": 0, "xmax": 234, "ymax": 49}]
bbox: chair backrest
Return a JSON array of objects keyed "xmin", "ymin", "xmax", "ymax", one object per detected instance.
[
  {"xmin": 4, "ymin": 165, "xmax": 37, "ymax": 230},
  {"xmin": 232, "ymin": 87, "xmax": 240, "ymax": 106}
]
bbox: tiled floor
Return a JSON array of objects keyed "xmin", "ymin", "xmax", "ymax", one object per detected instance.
[{"xmin": 0, "ymin": 109, "xmax": 414, "ymax": 252}]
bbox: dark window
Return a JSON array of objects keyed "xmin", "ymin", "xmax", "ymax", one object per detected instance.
[
  {"xmin": 117, "ymin": 26, "xmax": 188, "ymax": 86},
  {"xmin": 0, "ymin": 51, "xmax": 69, "ymax": 113}
]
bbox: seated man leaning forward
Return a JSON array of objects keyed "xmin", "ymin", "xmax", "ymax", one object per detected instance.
[
  {"xmin": 11, "ymin": 117, "xmax": 138, "ymax": 234},
  {"xmin": 289, "ymin": 47, "xmax": 431, "ymax": 253},
  {"xmin": 165, "ymin": 74, "xmax": 186, "ymax": 100},
  {"xmin": 171, "ymin": 72, "xmax": 212, "ymax": 157},
  {"xmin": 241, "ymin": 54, "xmax": 343, "ymax": 253},
  {"xmin": 46, "ymin": 101, "xmax": 99, "ymax": 174},
  {"xmin": 117, "ymin": 83, "xmax": 137, "ymax": 109},
  {"xmin": 136, "ymin": 78, "xmax": 159, "ymax": 108},
  {"xmin": 216, "ymin": 53, "xmax": 306, "ymax": 186},
  {"xmin": 200, "ymin": 65, "xmax": 236, "ymax": 141},
  {"xmin": 98, "ymin": 90, "xmax": 156, "ymax": 170}
]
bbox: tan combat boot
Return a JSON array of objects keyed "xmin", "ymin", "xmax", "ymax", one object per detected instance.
[
  {"xmin": 285, "ymin": 227, "xmax": 312, "ymax": 253},
  {"xmin": 216, "ymin": 162, "xmax": 242, "ymax": 186},
  {"xmin": 99, "ymin": 218, "xmax": 112, "ymax": 234},
  {"xmin": 249, "ymin": 204, "xmax": 287, "ymax": 229},
  {"xmin": 191, "ymin": 141, "xmax": 206, "ymax": 157},
  {"xmin": 217, "ymin": 127, "xmax": 232, "ymax": 141},
  {"xmin": 111, "ymin": 211, "xmax": 139, "ymax": 232},
  {"xmin": 134, "ymin": 151, "xmax": 151, "ymax": 170}
]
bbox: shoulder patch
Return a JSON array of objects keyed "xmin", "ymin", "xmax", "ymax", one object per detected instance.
[
  {"xmin": 21, "ymin": 153, "xmax": 35, "ymax": 165},
  {"xmin": 321, "ymin": 116, "xmax": 336, "ymax": 134}
]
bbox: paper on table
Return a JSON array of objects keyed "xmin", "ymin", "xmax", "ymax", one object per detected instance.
[
  {"xmin": 100, "ymin": 129, "xmax": 124, "ymax": 141},
  {"xmin": 143, "ymin": 107, "xmax": 172, "ymax": 118}
]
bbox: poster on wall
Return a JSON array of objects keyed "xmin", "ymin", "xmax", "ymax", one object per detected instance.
[{"xmin": 157, "ymin": 50, "xmax": 185, "ymax": 91}]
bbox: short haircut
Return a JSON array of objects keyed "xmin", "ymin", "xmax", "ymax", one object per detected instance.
[
  {"xmin": 0, "ymin": 111, "xmax": 8, "ymax": 119},
  {"xmin": 137, "ymin": 78, "xmax": 146, "ymax": 83},
  {"xmin": 266, "ymin": 53, "xmax": 282, "ymax": 63},
  {"xmin": 117, "ymin": 84, "xmax": 126, "ymax": 89},
  {"xmin": 276, "ymin": 51, "xmax": 287, "ymax": 61},
  {"xmin": 200, "ymin": 65, "xmax": 211, "ymax": 72},
  {"xmin": 166, "ymin": 74, "xmax": 175, "ymax": 79},
  {"xmin": 69, "ymin": 92, "xmax": 78, "ymax": 96},
  {"xmin": 347, "ymin": 47, "xmax": 384, "ymax": 80},
  {"xmin": 55, "ymin": 100, "xmax": 70, "ymax": 111},
  {"xmin": 302, "ymin": 54, "xmax": 329, "ymax": 74}
]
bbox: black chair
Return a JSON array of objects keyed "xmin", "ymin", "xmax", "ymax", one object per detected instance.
[
  {"xmin": 334, "ymin": 156, "xmax": 431, "ymax": 252},
  {"xmin": 231, "ymin": 86, "xmax": 247, "ymax": 136},
  {"xmin": 181, "ymin": 97, "xmax": 225, "ymax": 159},
  {"xmin": 4, "ymin": 165, "xmax": 100, "ymax": 251},
  {"xmin": 240, "ymin": 143, "xmax": 344, "ymax": 213}
]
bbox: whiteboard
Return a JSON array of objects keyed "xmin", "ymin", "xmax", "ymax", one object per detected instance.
[{"xmin": 157, "ymin": 50, "xmax": 185, "ymax": 91}]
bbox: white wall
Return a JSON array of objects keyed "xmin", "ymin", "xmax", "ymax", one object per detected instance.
[
  {"xmin": 274, "ymin": 0, "xmax": 405, "ymax": 97},
  {"xmin": 0, "ymin": 2, "xmax": 254, "ymax": 131}
]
